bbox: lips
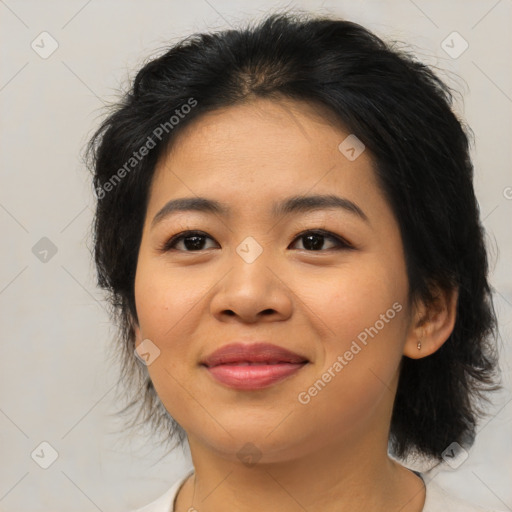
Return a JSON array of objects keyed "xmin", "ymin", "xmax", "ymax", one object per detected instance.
[
  {"xmin": 201, "ymin": 342, "xmax": 309, "ymax": 390},
  {"xmin": 201, "ymin": 342, "xmax": 308, "ymax": 367}
]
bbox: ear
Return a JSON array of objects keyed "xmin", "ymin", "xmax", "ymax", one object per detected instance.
[{"xmin": 403, "ymin": 285, "xmax": 458, "ymax": 359}]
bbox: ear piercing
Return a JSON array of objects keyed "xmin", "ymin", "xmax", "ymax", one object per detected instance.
[{"xmin": 417, "ymin": 339, "xmax": 422, "ymax": 351}]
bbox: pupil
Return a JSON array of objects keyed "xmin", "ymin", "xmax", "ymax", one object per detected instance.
[
  {"xmin": 185, "ymin": 236, "xmax": 204, "ymax": 250},
  {"xmin": 304, "ymin": 234, "xmax": 323, "ymax": 250}
]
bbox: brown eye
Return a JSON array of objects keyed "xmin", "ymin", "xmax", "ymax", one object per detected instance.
[
  {"xmin": 289, "ymin": 230, "xmax": 353, "ymax": 251},
  {"xmin": 161, "ymin": 231, "xmax": 219, "ymax": 252},
  {"xmin": 160, "ymin": 229, "xmax": 352, "ymax": 253}
]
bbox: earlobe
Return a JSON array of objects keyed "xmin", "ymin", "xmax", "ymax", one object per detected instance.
[{"xmin": 404, "ymin": 286, "xmax": 458, "ymax": 360}]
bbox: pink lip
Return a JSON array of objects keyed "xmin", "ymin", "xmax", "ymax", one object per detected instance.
[{"xmin": 201, "ymin": 342, "xmax": 309, "ymax": 390}]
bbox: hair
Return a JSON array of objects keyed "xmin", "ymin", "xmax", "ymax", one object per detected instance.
[{"xmin": 87, "ymin": 11, "xmax": 500, "ymax": 461}]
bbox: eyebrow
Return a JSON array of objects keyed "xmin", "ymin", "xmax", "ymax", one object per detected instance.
[{"xmin": 151, "ymin": 194, "xmax": 369, "ymax": 228}]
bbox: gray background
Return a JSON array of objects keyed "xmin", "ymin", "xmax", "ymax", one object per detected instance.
[{"xmin": 0, "ymin": 0, "xmax": 511, "ymax": 510}]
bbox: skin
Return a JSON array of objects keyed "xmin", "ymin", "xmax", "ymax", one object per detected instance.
[{"xmin": 133, "ymin": 97, "xmax": 458, "ymax": 512}]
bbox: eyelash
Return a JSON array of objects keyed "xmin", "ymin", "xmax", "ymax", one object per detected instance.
[{"xmin": 159, "ymin": 229, "xmax": 354, "ymax": 253}]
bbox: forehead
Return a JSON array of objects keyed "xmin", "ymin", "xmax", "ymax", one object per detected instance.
[
  {"xmin": 163, "ymin": 96, "xmax": 351, "ymax": 163},
  {"xmin": 147, "ymin": 97, "xmax": 385, "ymax": 224},
  {"xmin": 145, "ymin": 99, "xmax": 397, "ymax": 239}
]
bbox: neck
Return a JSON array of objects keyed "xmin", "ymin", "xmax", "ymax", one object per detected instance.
[{"xmin": 175, "ymin": 430, "xmax": 425, "ymax": 512}]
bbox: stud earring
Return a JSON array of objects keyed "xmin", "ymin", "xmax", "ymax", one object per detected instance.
[{"xmin": 417, "ymin": 339, "xmax": 422, "ymax": 351}]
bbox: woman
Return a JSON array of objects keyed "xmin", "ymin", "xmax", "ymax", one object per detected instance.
[{"xmin": 87, "ymin": 12, "xmax": 503, "ymax": 512}]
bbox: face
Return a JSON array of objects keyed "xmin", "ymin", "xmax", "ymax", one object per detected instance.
[{"xmin": 133, "ymin": 97, "xmax": 415, "ymax": 463}]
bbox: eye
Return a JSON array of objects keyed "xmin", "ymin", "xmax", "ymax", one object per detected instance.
[
  {"xmin": 289, "ymin": 229, "xmax": 353, "ymax": 251},
  {"xmin": 160, "ymin": 230, "xmax": 219, "ymax": 252},
  {"xmin": 160, "ymin": 229, "xmax": 353, "ymax": 253}
]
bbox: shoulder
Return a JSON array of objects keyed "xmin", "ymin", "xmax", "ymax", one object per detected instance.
[
  {"xmin": 422, "ymin": 477, "xmax": 504, "ymax": 512},
  {"xmin": 129, "ymin": 471, "xmax": 193, "ymax": 512}
]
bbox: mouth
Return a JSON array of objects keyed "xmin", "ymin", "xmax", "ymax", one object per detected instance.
[{"xmin": 200, "ymin": 342, "xmax": 309, "ymax": 390}]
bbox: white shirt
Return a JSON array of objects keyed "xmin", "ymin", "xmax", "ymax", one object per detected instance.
[{"xmin": 131, "ymin": 469, "xmax": 503, "ymax": 512}]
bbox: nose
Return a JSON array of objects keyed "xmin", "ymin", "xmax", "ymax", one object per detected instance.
[{"xmin": 209, "ymin": 248, "xmax": 293, "ymax": 324}]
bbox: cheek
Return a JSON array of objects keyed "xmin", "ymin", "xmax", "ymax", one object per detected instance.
[
  {"xmin": 133, "ymin": 259, "xmax": 204, "ymax": 427},
  {"xmin": 311, "ymin": 256, "xmax": 407, "ymax": 343},
  {"xmin": 134, "ymin": 258, "xmax": 205, "ymax": 343},
  {"xmin": 305, "ymin": 259, "xmax": 408, "ymax": 402}
]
